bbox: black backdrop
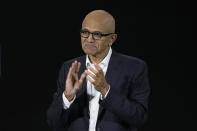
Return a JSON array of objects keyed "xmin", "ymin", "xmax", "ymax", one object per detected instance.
[{"xmin": 0, "ymin": 1, "xmax": 194, "ymax": 131}]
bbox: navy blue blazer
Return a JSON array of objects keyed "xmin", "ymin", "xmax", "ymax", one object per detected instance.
[{"xmin": 47, "ymin": 49, "xmax": 150, "ymax": 131}]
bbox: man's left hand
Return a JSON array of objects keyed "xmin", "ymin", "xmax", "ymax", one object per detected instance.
[{"xmin": 86, "ymin": 64, "xmax": 109, "ymax": 97}]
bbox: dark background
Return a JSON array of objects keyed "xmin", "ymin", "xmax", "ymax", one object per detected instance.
[{"xmin": 0, "ymin": 1, "xmax": 194, "ymax": 131}]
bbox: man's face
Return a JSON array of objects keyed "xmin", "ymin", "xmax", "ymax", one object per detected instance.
[{"xmin": 81, "ymin": 18, "xmax": 112, "ymax": 56}]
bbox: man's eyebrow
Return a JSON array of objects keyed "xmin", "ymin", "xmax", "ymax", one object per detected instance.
[
  {"xmin": 81, "ymin": 28, "xmax": 89, "ymax": 31},
  {"xmin": 82, "ymin": 28, "xmax": 103, "ymax": 33}
]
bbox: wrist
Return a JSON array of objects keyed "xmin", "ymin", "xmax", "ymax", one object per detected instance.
[
  {"xmin": 101, "ymin": 84, "xmax": 109, "ymax": 96},
  {"xmin": 64, "ymin": 91, "xmax": 74, "ymax": 102}
]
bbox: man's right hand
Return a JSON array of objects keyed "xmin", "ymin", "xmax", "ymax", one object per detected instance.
[{"xmin": 64, "ymin": 61, "xmax": 87, "ymax": 101}]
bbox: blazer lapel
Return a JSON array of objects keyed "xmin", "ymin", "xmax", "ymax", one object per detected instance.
[
  {"xmin": 97, "ymin": 50, "xmax": 119, "ymax": 119},
  {"xmin": 76, "ymin": 55, "xmax": 87, "ymax": 98},
  {"xmin": 76, "ymin": 56, "xmax": 90, "ymax": 120}
]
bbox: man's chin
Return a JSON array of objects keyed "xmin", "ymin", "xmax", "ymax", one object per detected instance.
[
  {"xmin": 83, "ymin": 49, "xmax": 97, "ymax": 56},
  {"xmin": 86, "ymin": 52, "xmax": 97, "ymax": 56}
]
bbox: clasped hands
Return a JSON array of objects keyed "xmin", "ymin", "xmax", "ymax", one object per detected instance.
[{"xmin": 64, "ymin": 61, "xmax": 109, "ymax": 101}]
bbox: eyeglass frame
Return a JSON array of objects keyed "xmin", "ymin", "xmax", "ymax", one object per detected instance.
[{"xmin": 80, "ymin": 29, "xmax": 116, "ymax": 40}]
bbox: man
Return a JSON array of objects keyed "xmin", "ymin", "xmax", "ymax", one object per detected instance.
[{"xmin": 47, "ymin": 10, "xmax": 150, "ymax": 131}]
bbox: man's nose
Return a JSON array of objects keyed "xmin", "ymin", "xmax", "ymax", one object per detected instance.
[{"xmin": 87, "ymin": 33, "xmax": 95, "ymax": 42}]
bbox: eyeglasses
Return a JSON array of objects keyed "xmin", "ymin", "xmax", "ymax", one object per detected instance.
[{"xmin": 80, "ymin": 29, "xmax": 115, "ymax": 40}]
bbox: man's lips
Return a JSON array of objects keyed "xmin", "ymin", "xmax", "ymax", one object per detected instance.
[{"xmin": 85, "ymin": 43, "xmax": 97, "ymax": 48}]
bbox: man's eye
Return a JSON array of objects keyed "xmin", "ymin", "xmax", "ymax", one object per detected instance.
[
  {"xmin": 93, "ymin": 32, "xmax": 101, "ymax": 36},
  {"xmin": 82, "ymin": 31, "xmax": 89, "ymax": 34}
]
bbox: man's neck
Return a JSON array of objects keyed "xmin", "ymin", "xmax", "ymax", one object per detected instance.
[{"xmin": 88, "ymin": 48, "xmax": 110, "ymax": 64}]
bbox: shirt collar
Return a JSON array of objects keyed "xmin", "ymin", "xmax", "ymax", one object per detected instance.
[{"xmin": 86, "ymin": 47, "xmax": 112, "ymax": 68}]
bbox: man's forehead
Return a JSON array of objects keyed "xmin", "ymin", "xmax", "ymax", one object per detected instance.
[
  {"xmin": 82, "ymin": 19, "xmax": 109, "ymax": 32},
  {"xmin": 82, "ymin": 11, "xmax": 115, "ymax": 33}
]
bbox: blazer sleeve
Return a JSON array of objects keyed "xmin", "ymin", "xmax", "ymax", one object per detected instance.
[
  {"xmin": 46, "ymin": 62, "xmax": 72, "ymax": 131},
  {"xmin": 99, "ymin": 61, "xmax": 150, "ymax": 128}
]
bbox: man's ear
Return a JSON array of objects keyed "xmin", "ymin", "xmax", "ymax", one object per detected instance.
[{"xmin": 109, "ymin": 34, "xmax": 117, "ymax": 46}]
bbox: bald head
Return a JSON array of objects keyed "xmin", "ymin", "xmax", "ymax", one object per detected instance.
[{"xmin": 82, "ymin": 10, "xmax": 115, "ymax": 33}]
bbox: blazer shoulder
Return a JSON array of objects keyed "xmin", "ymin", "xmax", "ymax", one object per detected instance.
[
  {"xmin": 115, "ymin": 52, "xmax": 147, "ymax": 67},
  {"xmin": 114, "ymin": 52, "xmax": 148, "ymax": 78}
]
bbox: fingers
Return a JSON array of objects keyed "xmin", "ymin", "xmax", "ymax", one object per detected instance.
[
  {"xmin": 86, "ymin": 75, "xmax": 95, "ymax": 84},
  {"xmin": 72, "ymin": 61, "xmax": 77, "ymax": 73},
  {"xmin": 72, "ymin": 61, "xmax": 79, "ymax": 81},
  {"xmin": 87, "ymin": 66, "xmax": 98, "ymax": 75},
  {"xmin": 75, "ymin": 71, "xmax": 87, "ymax": 91},
  {"xmin": 66, "ymin": 61, "xmax": 80, "ymax": 81},
  {"xmin": 78, "ymin": 71, "xmax": 87, "ymax": 86},
  {"xmin": 67, "ymin": 66, "xmax": 72, "ymax": 81},
  {"xmin": 94, "ymin": 64, "xmax": 102, "ymax": 72},
  {"xmin": 86, "ymin": 70, "xmax": 96, "ymax": 80},
  {"xmin": 77, "ymin": 62, "xmax": 81, "ymax": 73},
  {"xmin": 71, "ymin": 61, "xmax": 80, "ymax": 75},
  {"xmin": 72, "ymin": 60, "xmax": 81, "ymax": 73}
]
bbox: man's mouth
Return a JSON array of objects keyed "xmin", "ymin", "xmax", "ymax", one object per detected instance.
[{"xmin": 85, "ymin": 43, "xmax": 97, "ymax": 48}]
